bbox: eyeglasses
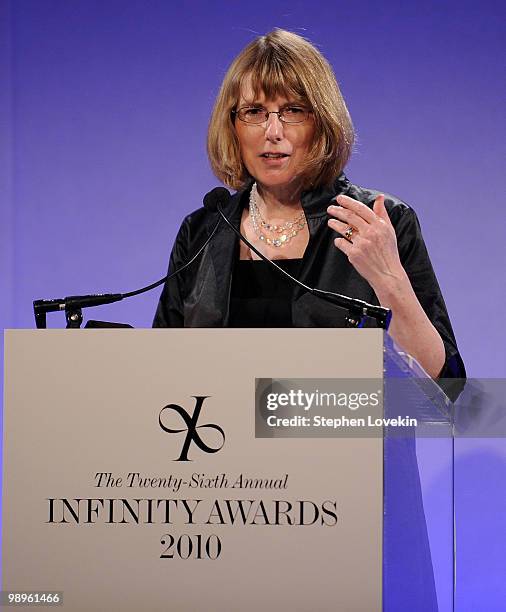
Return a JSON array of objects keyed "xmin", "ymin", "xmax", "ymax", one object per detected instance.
[{"xmin": 233, "ymin": 106, "xmax": 311, "ymax": 125}]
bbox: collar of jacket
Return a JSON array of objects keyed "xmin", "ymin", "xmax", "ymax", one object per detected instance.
[{"xmin": 301, "ymin": 172, "xmax": 351, "ymax": 217}]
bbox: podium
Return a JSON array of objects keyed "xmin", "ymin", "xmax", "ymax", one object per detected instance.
[{"xmin": 2, "ymin": 329, "xmax": 454, "ymax": 611}]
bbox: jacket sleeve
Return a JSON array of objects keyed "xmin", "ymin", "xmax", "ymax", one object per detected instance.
[
  {"xmin": 152, "ymin": 217, "xmax": 191, "ymax": 327},
  {"xmin": 393, "ymin": 205, "xmax": 466, "ymax": 380}
]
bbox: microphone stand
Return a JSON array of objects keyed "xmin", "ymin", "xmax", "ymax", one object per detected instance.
[{"xmin": 33, "ymin": 294, "xmax": 124, "ymax": 329}]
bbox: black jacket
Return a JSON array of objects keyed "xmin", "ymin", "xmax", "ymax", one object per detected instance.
[{"xmin": 153, "ymin": 174, "xmax": 465, "ymax": 379}]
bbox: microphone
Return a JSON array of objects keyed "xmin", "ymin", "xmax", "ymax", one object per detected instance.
[
  {"xmin": 205, "ymin": 187, "xmax": 392, "ymax": 329},
  {"xmin": 203, "ymin": 187, "xmax": 233, "ymax": 212},
  {"xmin": 33, "ymin": 192, "xmax": 229, "ymax": 329}
]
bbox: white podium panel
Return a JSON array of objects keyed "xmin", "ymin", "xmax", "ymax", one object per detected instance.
[{"xmin": 3, "ymin": 329, "xmax": 384, "ymax": 611}]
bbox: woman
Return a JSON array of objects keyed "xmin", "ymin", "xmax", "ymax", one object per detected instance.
[{"xmin": 154, "ymin": 29, "xmax": 464, "ymax": 381}]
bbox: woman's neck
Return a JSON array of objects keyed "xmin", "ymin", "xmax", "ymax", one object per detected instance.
[{"xmin": 255, "ymin": 181, "xmax": 304, "ymax": 216}]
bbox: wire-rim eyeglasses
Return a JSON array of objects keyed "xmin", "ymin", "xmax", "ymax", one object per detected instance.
[{"xmin": 232, "ymin": 106, "xmax": 312, "ymax": 125}]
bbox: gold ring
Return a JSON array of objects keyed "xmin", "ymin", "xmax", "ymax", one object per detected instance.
[{"xmin": 344, "ymin": 226, "xmax": 354, "ymax": 241}]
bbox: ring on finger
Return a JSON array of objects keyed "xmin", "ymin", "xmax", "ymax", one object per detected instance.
[{"xmin": 344, "ymin": 226, "xmax": 356, "ymax": 241}]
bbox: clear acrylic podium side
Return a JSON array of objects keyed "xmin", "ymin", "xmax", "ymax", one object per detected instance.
[{"xmin": 383, "ymin": 335, "xmax": 454, "ymax": 612}]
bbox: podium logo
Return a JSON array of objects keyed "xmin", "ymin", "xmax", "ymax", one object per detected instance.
[{"xmin": 159, "ymin": 396, "xmax": 225, "ymax": 461}]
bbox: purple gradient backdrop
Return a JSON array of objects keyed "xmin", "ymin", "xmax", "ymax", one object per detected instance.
[{"xmin": 1, "ymin": 1, "xmax": 505, "ymax": 609}]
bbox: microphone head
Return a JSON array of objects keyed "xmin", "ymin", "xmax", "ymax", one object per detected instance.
[{"xmin": 203, "ymin": 187, "xmax": 231, "ymax": 212}]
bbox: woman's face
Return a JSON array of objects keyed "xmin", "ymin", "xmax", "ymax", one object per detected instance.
[{"xmin": 234, "ymin": 80, "xmax": 315, "ymax": 193}]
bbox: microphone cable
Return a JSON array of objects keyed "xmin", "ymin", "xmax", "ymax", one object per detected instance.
[{"xmin": 33, "ymin": 219, "xmax": 222, "ymax": 328}]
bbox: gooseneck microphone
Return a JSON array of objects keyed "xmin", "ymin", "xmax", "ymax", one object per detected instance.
[
  {"xmin": 33, "ymin": 186, "xmax": 391, "ymax": 329},
  {"xmin": 204, "ymin": 187, "xmax": 391, "ymax": 330}
]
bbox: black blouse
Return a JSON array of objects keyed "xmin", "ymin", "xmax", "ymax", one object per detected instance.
[{"xmin": 229, "ymin": 259, "xmax": 302, "ymax": 327}]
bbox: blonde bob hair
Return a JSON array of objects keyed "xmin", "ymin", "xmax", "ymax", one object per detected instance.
[{"xmin": 207, "ymin": 29, "xmax": 355, "ymax": 191}]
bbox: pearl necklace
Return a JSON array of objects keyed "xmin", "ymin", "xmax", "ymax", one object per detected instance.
[{"xmin": 249, "ymin": 183, "xmax": 306, "ymax": 248}]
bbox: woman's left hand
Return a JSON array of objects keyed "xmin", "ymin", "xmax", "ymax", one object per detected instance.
[
  {"xmin": 327, "ymin": 193, "xmax": 446, "ymax": 378},
  {"xmin": 327, "ymin": 194, "xmax": 405, "ymax": 292}
]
